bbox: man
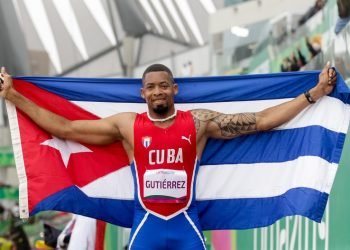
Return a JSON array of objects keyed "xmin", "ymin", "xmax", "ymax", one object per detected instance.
[{"xmin": 0, "ymin": 63, "xmax": 336, "ymax": 249}]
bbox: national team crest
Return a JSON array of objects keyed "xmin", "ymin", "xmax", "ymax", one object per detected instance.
[{"xmin": 142, "ymin": 136, "xmax": 152, "ymax": 148}]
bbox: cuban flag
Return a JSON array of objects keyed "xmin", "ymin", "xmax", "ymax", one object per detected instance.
[
  {"xmin": 142, "ymin": 136, "xmax": 152, "ymax": 149},
  {"xmin": 5, "ymin": 71, "xmax": 350, "ymax": 230}
]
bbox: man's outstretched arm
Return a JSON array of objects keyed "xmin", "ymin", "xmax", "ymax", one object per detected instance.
[
  {"xmin": 192, "ymin": 62, "xmax": 337, "ymax": 140},
  {"xmin": 0, "ymin": 67, "xmax": 131, "ymax": 145}
]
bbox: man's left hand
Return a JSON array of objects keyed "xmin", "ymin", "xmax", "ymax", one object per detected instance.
[{"xmin": 316, "ymin": 62, "xmax": 337, "ymax": 96}]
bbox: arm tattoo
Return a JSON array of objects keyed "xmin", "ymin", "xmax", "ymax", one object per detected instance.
[
  {"xmin": 212, "ymin": 113, "xmax": 257, "ymax": 137},
  {"xmin": 191, "ymin": 109, "xmax": 257, "ymax": 138}
]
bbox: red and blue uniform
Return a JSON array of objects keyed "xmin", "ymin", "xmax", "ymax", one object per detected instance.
[{"xmin": 129, "ymin": 110, "xmax": 205, "ymax": 250}]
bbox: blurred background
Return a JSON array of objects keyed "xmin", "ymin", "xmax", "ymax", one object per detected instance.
[{"xmin": 0, "ymin": 0, "xmax": 349, "ymax": 249}]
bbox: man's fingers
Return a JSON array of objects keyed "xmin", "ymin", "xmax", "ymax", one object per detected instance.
[
  {"xmin": 328, "ymin": 75, "xmax": 337, "ymax": 85},
  {"xmin": 326, "ymin": 65, "xmax": 337, "ymax": 85},
  {"xmin": 0, "ymin": 67, "xmax": 12, "ymax": 82},
  {"xmin": 328, "ymin": 66, "xmax": 336, "ymax": 75}
]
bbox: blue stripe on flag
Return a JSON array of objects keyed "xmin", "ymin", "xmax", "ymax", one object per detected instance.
[
  {"xmin": 15, "ymin": 71, "xmax": 350, "ymax": 103},
  {"xmin": 197, "ymin": 187, "xmax": 328, "ymax": 230},
  {"xmin": 31, "ymin": 186, "xmax": 134, "ymax": 228},
  {"xmin": 202, "ymin": 126, "xmax": 345, "ymax": 165}
]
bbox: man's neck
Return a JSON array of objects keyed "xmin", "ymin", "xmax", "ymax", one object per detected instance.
[{"xmin": 147, "ymin": 109, "xmax": 177, "ymax": 123}]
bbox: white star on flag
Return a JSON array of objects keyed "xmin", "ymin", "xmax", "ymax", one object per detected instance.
[{"xmin": 41, "ymin": 136, "xmax": 92, "ymax": 167}]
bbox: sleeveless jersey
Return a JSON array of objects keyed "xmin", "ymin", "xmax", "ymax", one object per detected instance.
[{"xmin": 133, "ymin": 110, "xmax": 197, "ymax": 219}]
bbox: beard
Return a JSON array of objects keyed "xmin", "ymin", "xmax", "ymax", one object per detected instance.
[{"xmin": 153, "ymin": 104, "xmax": 169, "ymax": 115}]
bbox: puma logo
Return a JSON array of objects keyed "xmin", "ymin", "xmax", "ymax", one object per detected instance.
[{"xmin": 181, "ymin": 135, "xmax": 191, "ymax": 144}]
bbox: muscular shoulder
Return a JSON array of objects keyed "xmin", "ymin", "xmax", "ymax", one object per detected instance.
[
  {"xmin": 105, "ymin": 112, "xmax": 137, "ymax": 127},
  {"xmin": 190, "ymin": 109, "xmax": 220, "ymax": 133},
  {"xmin": 112, "ymin": 112, "xmax": 137, "ymax": 120},
  {"xmin": 103, "ymin": 112, "xmax": 137, "ymax": 138}
]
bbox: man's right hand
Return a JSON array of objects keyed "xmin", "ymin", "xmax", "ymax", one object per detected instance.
[{"xmin": 0, "ymin": 67, "xmax": 14, "ymax": 99}]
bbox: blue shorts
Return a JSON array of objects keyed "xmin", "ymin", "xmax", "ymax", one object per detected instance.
[{"xmin": 128, "ymin": 208, "xmax": 206, "ymax": 250}]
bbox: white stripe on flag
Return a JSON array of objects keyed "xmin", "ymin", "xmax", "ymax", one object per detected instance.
[
  {"xmin": 74, "ymin": 98, "xmax": 290, "ymax": 117},
  {"xmin": 74, "ymin": 96, "xmax": 350, "ymax": 133},
  {"xmin": 5, "ymin": 101, "xmax": 29, "ymax": 218},
  {"xmin": 196, "ymin": 156, "xmax": 337, "ymax": 200},
  {"xmin": 80, "ymin": 165, "xmax": 134, "ymax": 199},
  {"xmin": 79, "ymin": 156, "xmax": 336, "ymax": 201}
]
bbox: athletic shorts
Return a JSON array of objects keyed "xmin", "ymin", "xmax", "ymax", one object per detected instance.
[{"xmin": 128, "ymin": 208, "xmax": 206, "ymax": 250}]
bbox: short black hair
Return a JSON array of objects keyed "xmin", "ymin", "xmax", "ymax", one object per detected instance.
[{"xmin": 142, "ymin": 64, "xmax": 174, "ymax": 83}]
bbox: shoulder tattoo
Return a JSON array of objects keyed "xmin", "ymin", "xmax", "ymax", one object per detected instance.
[{"xmin": 191, "ymin": 109, "xmax": 220, "ymax": 133}]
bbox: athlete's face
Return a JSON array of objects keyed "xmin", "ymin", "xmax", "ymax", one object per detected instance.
[{"xmin": 141, "ymin": 71, "xmax": 178, "ymax": 117}]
